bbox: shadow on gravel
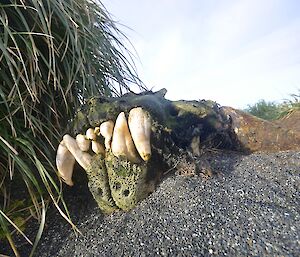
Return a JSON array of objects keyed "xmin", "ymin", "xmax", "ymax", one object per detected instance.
[{"xmin": 202, "ymin": 150, "xmax": 246, "ymax": 176}]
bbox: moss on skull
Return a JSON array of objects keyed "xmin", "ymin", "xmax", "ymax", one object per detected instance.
[
  {"xmin": 87, "ymin": 98, "xmax": 122, "ymax": 127},
  {"xmin": 105, "ymin": 152, "xmax": 155, "ymax": 211},
  {"xmin": 86, "ymin": 154, "xmax": 118, "ymax": 214}
]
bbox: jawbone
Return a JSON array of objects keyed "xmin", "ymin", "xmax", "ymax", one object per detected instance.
[{"xmin": 56, "ymin": 107, "xmax": 159, "ymax": 213}]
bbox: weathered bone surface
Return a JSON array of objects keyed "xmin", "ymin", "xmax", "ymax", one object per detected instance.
[{"xmin": 57, "ymin": 89, "xmax": 300, "ymax": 213}]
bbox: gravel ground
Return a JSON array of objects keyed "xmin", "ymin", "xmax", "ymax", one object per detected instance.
[{"xmin": 2, "ymin": 150, "xmax": 300, "ymax": 256}]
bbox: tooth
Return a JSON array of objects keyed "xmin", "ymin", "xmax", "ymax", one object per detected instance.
[
  {"xmin": 86, "ymin": 128, "xmax": 97, "ymax": 140},
  {"xmin": 111, "ymin": 112, "xmax": 140, "ymax": 163},
  {"xmin": 92, "ymin": 141, "xmax": 105, "ymax": 155},
  {"xmin": 128, "ymin": 107, "xmax": 152, "ymax": 161},
  {"xmin": 76, "ymin": 134, "xmax": 90, "ymax": 152},
  {"xmin": 100, "ymin": 120, "xmax": 114, "ymax": 150},
  {"xmin": 56, "ymin": 141, "xmax": 75, "ymax": 186},
  {"xmin": 63, "ymin": 134, "xmax": 92, "ymax": 170}
]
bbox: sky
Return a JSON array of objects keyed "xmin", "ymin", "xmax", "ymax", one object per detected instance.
[{"xmin": 102, "ymin": 0, "xmax": 300, "ymax": 109}]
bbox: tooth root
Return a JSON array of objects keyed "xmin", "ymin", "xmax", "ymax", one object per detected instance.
[
  {"xmin": 100, "ymin": 120, "xmax": 114, "ymax": 150},
  {"xmin": 56, "ymin": 142, "xmax": 75, "ymax": 186},
  {"xmin": 76, "ymin": 134, "xmax": 90, "ymax": 152},
  {"xmin": 86, "ymin": 128, "xmax": 97, "ymax": 140},
  {"xmin": 63, "ymin": 134, "xmax": 92, "ymax": 171},
  {"xmin": 128, "ymin": 107, "xmax": 152, "ymax": 161},
  {"xmin": 111, "ymin": 112, "xmax": 140, "ymax": 163},
  {"xmin": 92, "ymin": 141, "xmax": 105, "ymax": 155}
]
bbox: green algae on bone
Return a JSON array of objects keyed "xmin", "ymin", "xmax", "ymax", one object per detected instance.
[
  {"xmin": 85, "ymin": 151, "xmax": 159, "ymax": 212},
  {"xmin": 88, "ymin": 100, "xmax": 122, "ymax": 127},
  {"xmin": 72, "ymin": 109, "xmax": 90, "ymax": 135},
  {"xmin": 86, "ymin": 155, "xmax": 118, "ymax": 214},
  {"xmin": 105, "ymin": 152, "xmax": 154, "ymax": 211}
]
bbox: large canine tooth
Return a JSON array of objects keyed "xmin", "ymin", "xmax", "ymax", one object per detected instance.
[
  {"xmin": 128, "ymin": 107, "xmax": 152, "ymax": 161},
  {"xmin": 56, "ymin": 142, "xmax": 75, "ymax": 186},
  {"xmin": 92, "ymin": 141, "xmax": 105, "ymax": 155},
  {"xmin": 111, "ymin": 112, "xmax": 140, "ymax": 163},
  {"xmin": 76, "ymin": 134, "xmax": 90, "ymax": 152},
  {"xmin": 86, "ymin": 128, "xmax": 97, "ymax": 140},
  {"xmin": 100, "ymin": 120, "xmax": 114, "ymax": 150},
  {"xmin": 63, "ymin": 134, "xmax": 92, "ymax": 170}
]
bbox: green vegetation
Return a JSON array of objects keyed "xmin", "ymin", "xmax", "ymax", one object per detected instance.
[
  {"xmin": 244, "ymin": 100, "xmax": 282, "ymax": 120},
  {"xmin": 0, "ymin": 0, "xmax": 143, "ymax": 256},
  {"xmin": 277, "ymin": 90, "xmax": 300, "ymax": 117},
  {"xmin": 245, "ymin": 90, "xmax": 300, "ymax": 120}
]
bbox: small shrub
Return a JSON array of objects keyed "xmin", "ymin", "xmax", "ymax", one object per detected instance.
[
  {"xmin": 245, "ymin": 90, "xmax": 300, "ymax": 120},
  {"xmin": 244, "ymin": 99, "xmax": 281, "ymax": 120}
]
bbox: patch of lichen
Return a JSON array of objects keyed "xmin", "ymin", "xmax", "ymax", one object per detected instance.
[
  {"xmin": 86, "ymin": 155, "xmax": 118, "ymax": 214},
  {"xmin": 84, "ymin": 151, "xmax": 162, "ymax": 212},
  {"xmin": 105, "ymin": 152, "xmax": 153, "ymax": 211},
  {"xmin": 71, "ymin": 90, "xmax": 177, "ymax": 135},
  {"xmin": 72, "ymin": 109, "xmax": 90, "ymax": 135},
  {"xmin": 173, "ymin": 100, "xmax": 215, "ymax": 118},
  {"xmin": 87, "ymin": 100, "xmax": 122, "ymax": 127}
]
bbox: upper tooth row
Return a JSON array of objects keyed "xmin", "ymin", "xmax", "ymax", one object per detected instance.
[{"xmin": 75, "ymin": 107, "xmax": 152, "ymax": 163}]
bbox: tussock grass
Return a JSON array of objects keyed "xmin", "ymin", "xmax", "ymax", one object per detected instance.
[
  {"xmin": 245, "ymin": 89, "xmax": 300, "ymax": 121},
  {"xmin": 0, "ymin": 0, "xmax": 144, "ymax": 255}
]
